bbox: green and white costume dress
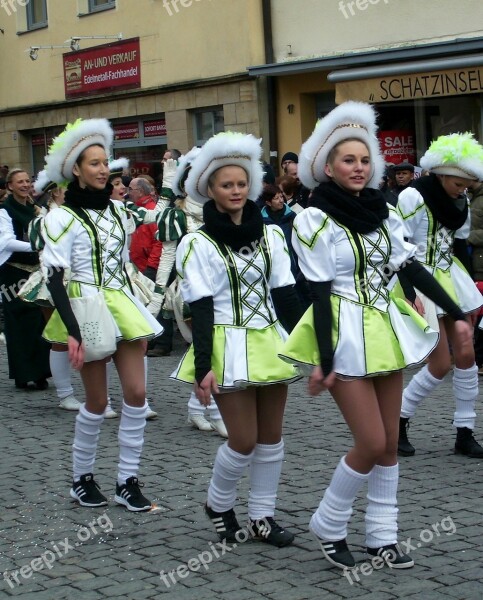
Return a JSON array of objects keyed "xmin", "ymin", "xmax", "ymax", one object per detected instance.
[
  {"xmin": 41, "ymin": 200, "xmax": 163, "ymax": 344},
  {"xmin": 280, "ymin": 206, "xmax": 439, "ymax": 378},
  {"xmin": 396, "ymin": 186, "xmax": 482, "ymax": 315},
  {"xmin": 171, "ymin": 224, "xmax": 300, "ymax": 390}
]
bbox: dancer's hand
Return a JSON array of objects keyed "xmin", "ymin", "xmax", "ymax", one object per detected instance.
[
  {"xmin": 308, "ymin": 365, "xmax": 336, "ymax": 396},
  {"xmin": 468, "ymin": 309, "xmax": 479, "ymax": 327},
  {"xmin": 68, "ymin": 336, "xmax": 85, "ymax": 371},
  {"xmin": 195, "ymin": 370, "xmax": 219, "ymax": 406},
  {"xmin": 407, "ymin": 296, "xmax": 425, "ymax": 316},
  {"xmin": 454, "ymin": 319, "xmax": 473, "ymax": 349}
]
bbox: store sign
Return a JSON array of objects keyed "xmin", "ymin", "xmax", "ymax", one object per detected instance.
[
  {"xmin": 144, "ymin": 119, "xmax": 167, "ymax": 137},
  {"xmin": 63, "ymin": 38, "xmax": 141, "ymax": 99},
  {"xmin": 378, "ymin": 130, "xmax": 415, "ymax": 165},
  {"xmin": 336, "ymin": 65, "xmax": 483, "ymax": 104},
  {"xmin": 113, "ymin": 122, "xmax": 140, "ymax": 140}
]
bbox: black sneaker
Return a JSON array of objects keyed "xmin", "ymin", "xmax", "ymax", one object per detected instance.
[
  {"xmin": 204, "ymin": 503, "xmax": 242, "ymax": 543},
  {"xmin": 115, "ymin": 476, "xmax": 152, "ymax": 512},
  {"xmin": 313, "ymin": 535, "xmax": 356, "ymax": 569},
  {"xmin": 398, "ymin": 417, "xmax": 415, "ymax": 456},
  {"xmin": 70, "ymin": 473, "xmax": 108, "ymax": 507},
  {"xmin": 367, "ymin": 544, "xmax": 414, "ymax": 569},
  {"xmin": 249, "ymin": 517, "xmax": 295, "ymax": 547}
]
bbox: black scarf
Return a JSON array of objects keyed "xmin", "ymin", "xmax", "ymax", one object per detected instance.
[
  {"xmin": 203, "ymin": 199, "xmax": 264, "ymax": 251},
  {"xmin": 2, "ymin": 194, "xmax": 36, "ymax": 236},
  {"xmin": 410, "ymin": 174, "xmax": 468, "ymax": 230},
  {"xmin": 64, "ymin": 180, "xmax": 113, "ymax": 211},
  {"xmin": 309, "ymin": 181, "xmax": 389, "ymax": 234}
]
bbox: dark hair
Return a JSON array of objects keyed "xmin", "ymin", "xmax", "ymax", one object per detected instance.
[
  {"xmin": 167, "ymin": 148, "xmax": 181, "ymax": 161},
  {"xmin": 260, "ymin": 184, "xmax": 282, "ymax": 204}
]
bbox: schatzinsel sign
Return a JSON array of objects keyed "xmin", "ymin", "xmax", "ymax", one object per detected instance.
[
  {"xmin": 336, "ymin": 66, "xmax": 483, "ymax": 104},
  {"xmin": 63, "ymin": 38, "xmax": 141, "ymax": 99}
]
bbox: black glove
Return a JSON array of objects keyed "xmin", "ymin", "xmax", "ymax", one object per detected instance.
[{"xmin": 143, "ymin": 266, "xmax": 157, "ymax": 282}]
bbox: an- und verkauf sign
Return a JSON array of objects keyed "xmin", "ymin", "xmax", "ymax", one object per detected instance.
[{"xmin": 63, "ymin": 38, "xmax": 140, "ymax": 99}]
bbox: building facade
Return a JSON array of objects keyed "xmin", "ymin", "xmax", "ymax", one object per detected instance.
[
  {"xmin": 0, "ymin": 0, "xmax": 267, "ymax": 179},
  {"xmin": 250, "ymin": 0, "xmax": 483, "ymax": 167}
]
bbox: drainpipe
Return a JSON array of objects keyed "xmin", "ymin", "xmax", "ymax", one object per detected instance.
[{"xmin": 261, "ymin": 0, "xmax": 279, "ymax": 175}]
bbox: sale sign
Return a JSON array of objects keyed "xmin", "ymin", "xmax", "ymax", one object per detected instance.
[
  {"xmin": 378, "ymin": 130, "xmax": 416, "ymax": 165},
  {"xmin": 63, "ymin": 38, "xmax": 141, "ymax": 99}
]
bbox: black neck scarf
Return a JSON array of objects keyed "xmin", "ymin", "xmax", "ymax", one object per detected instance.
[
  {"xmin": 410, "ymin": 174, "xmax": 468, "ymax": 230},
  {"xmin": 203, "ymin": 199, "xmax": 264, "ymax": 251},
  {"xmin": 309, "ymin": 181, "xmax": 389, "ymax": 234},
  {"xmin": 64, "ymin": 180, "xmax": 113, "ymax": 211},
  {"xmin": 2, "ymin": 194, "xmax": 36, "ymax": 238}
]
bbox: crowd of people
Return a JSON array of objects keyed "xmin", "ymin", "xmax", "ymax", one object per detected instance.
[{"xmin": 1, "ymin": 101, "xmax": 483, "ymax": 571}]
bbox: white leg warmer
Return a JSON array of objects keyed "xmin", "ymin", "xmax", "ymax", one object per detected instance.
[
  {"xmin": 207, "ymin": 443, "xmax": 253, "ymax": 513},
  {"xmin": 206, "ymin": 397, "xmax": 222, "ymax": 420},
  {"xmin": 310, "ymin": 456, "xmax": 369, "ymax": 541},
  {"xmin": 117, "ymin": 401, "xmax": 147, "ymax": 485},
  {"xmin": 187, "ymin": 390, "xmax": 204, "ymax": 416},
  {"xmin": 401, "ymin": 365, "xmax": 443, "ymax": 419},
  {"xmin": 50, "ymin": 350, "xmax": 73, "ymax": 400},
  {"xmin": 365, "ymin": 464, "xmax": 399, "ymax": 548},
  {"xmin": 248, "ymin": 440, "xmax": 284, "ymax": 520},
  {"xmin": 72, "ymin": 405, "xmax": 104, "ymax": 481},
  {"xmin": 453, "ymin": 365, "xmax": 478, "ymax": 429}
]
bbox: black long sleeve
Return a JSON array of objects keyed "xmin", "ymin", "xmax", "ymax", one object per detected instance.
[
  {"xmin": 189, "ymin": 295, "xmax": 214, "ymax": 384},
  {"xmin": 309, "ymin": 280, "xmax": 334, "ymax": 377},
  {"xmin": 46, "ymin": 267, "xmax": 82, "ymax": 344},
  {"xmin": 271, "ymin": 285, "xmax": 304, "ymax": 333},
  {"xmin": 398, "ymin": 259, "xmax": 465, "ymax": 321}
]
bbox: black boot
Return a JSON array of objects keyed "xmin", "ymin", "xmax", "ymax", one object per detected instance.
[
  {"xmin": 454, "ymin": 428, "xmax": 483, "ymax": 458},
  {"xmin": 398, "ymin": 418, "xmax": 415, "ymax": 456}
]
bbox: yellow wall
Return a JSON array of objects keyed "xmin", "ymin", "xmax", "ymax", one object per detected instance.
[
  {"xmin": 276, "ymin": 73, "xmax": 333, "ymax": 160},
  {"xmin": 271, "ymin": 0, "xmax": 483, "ymax": 62},
  {"xmin": 0, "ymin": 0, "xmax": 265, "ymax": 110}
]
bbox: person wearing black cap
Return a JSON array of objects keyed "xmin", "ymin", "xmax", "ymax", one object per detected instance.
[
  {"xmin": 387, "ymin": 161, "xmax": 415, "ymax": 204},
  {"xmin": 281, "ymin": 152, "xmax": 298, "ymax": 172}
]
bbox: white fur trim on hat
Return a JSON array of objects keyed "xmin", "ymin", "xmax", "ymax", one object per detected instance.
[
  {"xmin": 34, "ymin": 169, "xmax": 55, "ymax": 195},
  {"xmin": 45, "ymin": 118, "xmax": 113, "ymax": 184},
  {"xmin": 108, "ymin": 157, "xmax": 129, "ymax": 179},
  {"xmin": 298, "ymin": 101, "xmax": 385, "ymax": 190},
  {"xmin": 420, "ymin": 133, "xmax": 483, "ymax": 182},
  {"xmin": 185, "ymin": 132, "xmax": 264, "ymax": 205},
  {"xmin": 172, "ymin": 147, "xmax": 202, "ymax": 198}
]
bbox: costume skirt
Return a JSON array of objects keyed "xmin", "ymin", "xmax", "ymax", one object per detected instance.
[
  {"xmin": 279, "ymin": 294, "xmax": 439, "ymax": 379},
  {"xmin": 430, "ymin": 259, "xmax": 482, "ymax": 316},
  {"xmin": 170, "ymin": 322, "xmax": 300, "ymax": 391},
  {"xmin": 42, "ymin": 280, "xmax": 163, "ymax": 344}
]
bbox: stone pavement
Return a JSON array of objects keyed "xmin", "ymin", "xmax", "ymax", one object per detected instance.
[{"xmin": 0, "ymin": 336, "xmax": 482, "ymax": 600}]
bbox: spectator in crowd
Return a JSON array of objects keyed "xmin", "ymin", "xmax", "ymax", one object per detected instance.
[
  {"xmin": 386, "ymin": 161, "xmax": 415, "ymax": 205},
  {"xmin": 278, "ymin": 175, "xmax": 304, "ymax": 214},
  {"xmin": 0, "ymin": 168, "xmax": 51, "ymax": 389}
]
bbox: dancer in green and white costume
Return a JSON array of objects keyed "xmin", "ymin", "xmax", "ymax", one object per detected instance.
[
  {"xmin": 397, "ymin": 133, "xmax": 483, "ymax": 458},
  {"xmin": 171, "ymin": 131, "xmax": 303, "ymax": 548},
  {"xmin": 280, "ymin": 102, "xmax": 473, "ymax": 571}
]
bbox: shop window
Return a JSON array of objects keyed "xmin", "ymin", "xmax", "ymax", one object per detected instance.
[
  {"xmin": 193, "ymin": 108, "xmax": 224, "ymax": 146},
  {"xmin": 26, "ymin": 0, "xmax": 48, "ymax": 30},
  {"xmin": 88, "ymin": 0, "xmax": 116, "ymax": 13},
  {"xmin": 315, "ymin": 92, "xmax": 336, "ymax": 119}
]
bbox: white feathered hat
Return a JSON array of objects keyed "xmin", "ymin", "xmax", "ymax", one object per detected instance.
[
  {"xmin": 108, "ymin": 157, "xmax": 129, "ymax": 181},
  {"xmin": 420, "ymin": 133, "xmax": 483, "ymax": 181},
  {"xmin": 45, "ymin": 118, "xmax": 113, "ymax": 184},
  {"xmin": 172, "ymin": 147, "xmax": 202, "ymax": 198},
  {"xmin": 185, "ymin": 132, "xmax": 264, "ymax": 205},
  {"xmin": 298, "ymin": 101, "xmax": 385, "ymax": 190},
  {"xmin": 34, "ymin": 169, "xmax": 57, "ymax": 195}
]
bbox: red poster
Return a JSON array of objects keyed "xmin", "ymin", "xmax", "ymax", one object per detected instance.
[
  {"xmin": 378, "ymin": 130, "xmax": 416, "ymax": 165},
  {"xmin": 113, "ymin": 122, "xmax": 140, "ymax": 140},
  {"xmin": 144, "ymin": 119, "xmax": 167, "ymax": 137},
  {"xmin": 63, "ymin": 38, "xmax": 141, "ymax": 99}
]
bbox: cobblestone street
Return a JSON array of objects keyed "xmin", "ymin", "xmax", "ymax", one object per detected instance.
[{"xmin": 0, "ymin": 337, "xmax": 481, "ymax": 599}]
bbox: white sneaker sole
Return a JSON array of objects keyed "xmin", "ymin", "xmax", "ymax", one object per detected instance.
[
  {"xmin": 114, "ymin": 494, "xmax": 152, "ymax": 512},
  {"xmin": 311, "ymin": 532, "xmax": 356, "ymax": 570},
  {"xmin": 70, "ymin": 488, "xmax": 108, "ymax": 507}
]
